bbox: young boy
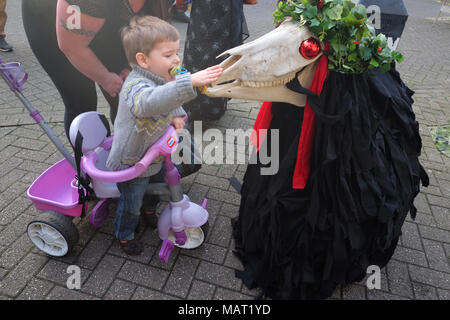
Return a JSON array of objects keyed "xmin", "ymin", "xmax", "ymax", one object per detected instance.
[{"xmin": 106, "ymin": 16, "xmax": 222, "ymax": 255}]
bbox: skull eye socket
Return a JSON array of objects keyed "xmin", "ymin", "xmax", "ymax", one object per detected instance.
[{"xmin": 299, "ymin": 37, "xmax": 321, "ymax": 59}]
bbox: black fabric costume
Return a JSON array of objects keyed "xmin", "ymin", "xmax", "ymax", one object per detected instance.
[
  {"xmin": 232, "ymin": 66, "xmax": 429, "ymax": 300},
  {"xmin": 22, "ymin": 0, "xmax": 170, "ymax": 139},
  {"xmin": 182, "ymin": 0, "xmax": 248, "ymax": 120}
]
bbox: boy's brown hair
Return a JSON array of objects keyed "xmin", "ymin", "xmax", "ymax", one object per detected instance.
[{"xmin": 121, "ymin": 16, "xmax": 180, "ymax": 66}]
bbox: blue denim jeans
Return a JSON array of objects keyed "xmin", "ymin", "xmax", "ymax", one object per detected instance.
[{"xmin": 115, "ymin": 176, "xmax": 160, "ymax": 241}]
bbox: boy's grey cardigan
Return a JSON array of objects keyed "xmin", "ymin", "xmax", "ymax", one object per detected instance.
[{"xmin": 106, "ymin": 66, "xmax": 197, "ymax": 177}]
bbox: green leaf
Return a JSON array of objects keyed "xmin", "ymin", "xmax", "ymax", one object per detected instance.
[
  {"xmin": 330, "ymin": 39, "xmax": 348, "ymax": 54},
  {"xmin": 391, "ymin": 51, "xmax": 404, "ymax": 63},
  {"xmin": 319, "ymin": 19, "xmax": 330, "ymax": 31},
  {"xmin": 376, "ymin": 33, "xmax": 387, "ymax": 47},
  {"xmin": 348, "ymin": 52, "xmax": 358, "ymax": 62},
  {"xmin": 352, "ymin": 4, "xmax": 367, "ymax": 20},
  {"xmin": 342, "ymin": 64, "xmax": 353, "ymax": 70},
  {"xmin": 358, "ymin": 45, "xmax": 372, "ymax": 61},
  {"xmin": 326, "ymin": 4, "xmax": 344, "ymax": 20},
  {"xmin": 371, "ymin": 38, "xmax": 381, "ymax": 49},
  {"xmin": 367, "ymin": 24, "xmax": 376, "ymax": 36},
  {"xmin": 343, "ymin": 0, "xmax": 355, "ymax": 9},
  {"xmin": 310, "ymin": 18, "xmax": 320, "ymax": 27},
  {"xmin": 273, "ymin": 11, "xmax": 284, "ymax": 23},
  {"xmin": 380, "ymin": 63, "xmax": 391, "ymax": 72},
  {"xmin": 343, "ymin": 13, "xmax": 359, "ymax": 26},
  {"xmin": 304, "ymin": 4, "xmax": 318, "ymax": 19},
  {"xmin": 369, "ymin": 58, "xmax": 379, "ymax": 67}
]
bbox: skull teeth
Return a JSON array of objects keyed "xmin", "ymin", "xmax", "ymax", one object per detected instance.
[{"xmin": 241, "ymin": 72, "xmax": 296, "ymax": 88}]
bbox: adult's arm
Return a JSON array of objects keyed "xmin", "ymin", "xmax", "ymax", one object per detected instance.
[{"xmin": 56, "ymin": 0, "xmax": 124, "ymax": 97}]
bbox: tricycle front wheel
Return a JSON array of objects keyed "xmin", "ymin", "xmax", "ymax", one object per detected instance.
[
  {"xmin": 168, "ymin": 221, "xmax": 210, "ymax": 249},
  {"xmin": 27, "ymin": 211, "xmax": 79, "ymax": 257}
]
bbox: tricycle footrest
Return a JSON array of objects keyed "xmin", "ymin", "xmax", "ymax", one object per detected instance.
[
  {"xmin": 173, "ymin": 230, "xmax": 187, "ymax": 245},
  {"xmin": 159, "ymin": 239, "xmax": 175, "ymax": 263}
]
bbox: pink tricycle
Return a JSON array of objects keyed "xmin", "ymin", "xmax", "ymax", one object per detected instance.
[{"xmin": 0, "ymin": 59, "xmax": 209, "ymax": 263}]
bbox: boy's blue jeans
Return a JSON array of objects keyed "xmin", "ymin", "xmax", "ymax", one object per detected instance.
[{"xmin": 115, "ymin": 176, "xmax": 160, "ymax": 241}]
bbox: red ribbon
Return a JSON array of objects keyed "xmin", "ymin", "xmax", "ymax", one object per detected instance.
[{"xmin": 251, "ymin": 55, "xmax": 328, "ymax": 189}]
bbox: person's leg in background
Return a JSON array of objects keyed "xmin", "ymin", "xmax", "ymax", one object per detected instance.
[
  {"xmin": 182, "ymin": 0, "xmax": 237, "ymax": 120},
  {"xmin": 171, "ymin": 0, "xmax": 190, "ymax": 23},
  {"xmin": 0, "ymin": 0, "xmax": 13, "ymax": 52}
]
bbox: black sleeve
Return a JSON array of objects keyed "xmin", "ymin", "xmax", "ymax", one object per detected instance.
[{"xmin": 65, "ymin": 0, "xmax": 108, "ymax": 19}]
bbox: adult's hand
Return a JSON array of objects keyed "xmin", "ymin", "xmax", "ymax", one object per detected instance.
[
  {"xmin": 99, "ymin": 72, "xmax": 124, "ymax": 98},
  {"xmin": 57, "ymin": 0, "xmax": 120, "ymax": 95},
  {"xmin": 119, "ymin": 68, "xmax": 131, "ymax": 82}
]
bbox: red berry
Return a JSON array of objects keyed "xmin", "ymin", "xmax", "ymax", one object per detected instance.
[
  {"xmin": 318, "ymin": 0, "xmax": 324, "ymax": 9},
  {"xmin": 377, "ymin": 47, "xmax": 382, "ymax": 53}
]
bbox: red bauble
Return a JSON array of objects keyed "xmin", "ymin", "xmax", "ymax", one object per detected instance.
[
  {"xmin": 318, "ymin": 0, "xmax": 324, "ymax": 9},
  {"xmin": 300, "ymin": 38, "xmax": 321, "ymax": 59}
]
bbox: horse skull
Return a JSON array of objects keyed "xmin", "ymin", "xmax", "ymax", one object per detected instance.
[{"xmin": 206, "ymin": 20, "xmax": 323, "ymax": 107}]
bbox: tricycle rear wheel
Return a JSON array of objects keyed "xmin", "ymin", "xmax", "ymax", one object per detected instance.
[{"xmin": 27, "ymin": 211, "xmax": 79, "ymax": 257}]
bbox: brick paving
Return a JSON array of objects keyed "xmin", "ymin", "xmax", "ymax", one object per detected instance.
[{"xmin": 0, "ymin": 0, "xmax": 449, "ymax": 300}]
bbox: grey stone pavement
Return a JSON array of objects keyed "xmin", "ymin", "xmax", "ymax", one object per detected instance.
[{"xmin": 0, "ymin": 0, "xmax": 449, "ymax": 300}]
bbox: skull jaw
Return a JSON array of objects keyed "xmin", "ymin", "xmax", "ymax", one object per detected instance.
[
  {"xmin": 206, "ymin": 82, "xmax": 307, "ymax": 107},
  {"xmin": 205, "ymin": 60, "xmax": 320, "ymax": 107}
]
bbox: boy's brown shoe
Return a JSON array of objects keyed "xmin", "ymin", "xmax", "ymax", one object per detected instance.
[
  {"xmin": 119, "ymin": 238, "xmax": 143, "ymax": 256},
  {"xmin": 141, "ymin": 207, "xmax": 158, "ymax": 229}
]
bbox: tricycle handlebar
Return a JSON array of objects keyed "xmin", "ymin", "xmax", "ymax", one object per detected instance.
[{"xmin": 0, "ymin": 60, "xmax": 28, "ymax": 92}]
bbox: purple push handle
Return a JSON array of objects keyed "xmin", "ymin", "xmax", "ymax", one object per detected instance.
[{"xmin": 0, "ymin": 60, "xmax": 29, "ymax": 92}]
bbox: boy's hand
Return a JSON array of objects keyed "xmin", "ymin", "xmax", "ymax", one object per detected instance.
[
  {"xmin": 191, "ymin": 65, "xmax": 223, "ymax": 87},
  {"xmin": 172, "ymin": 116, "xmax": 186, "ymax": 131}
]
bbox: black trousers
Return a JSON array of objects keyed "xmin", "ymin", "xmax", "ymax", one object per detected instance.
[{"xmin": 22, "ymin": 0, "xmax": 122, "ymax": 140}]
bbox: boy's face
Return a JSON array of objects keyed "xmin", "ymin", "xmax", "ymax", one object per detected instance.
[{"xmin": 142, "ymin": 40, "xmax": 181, "ymax": 82}]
